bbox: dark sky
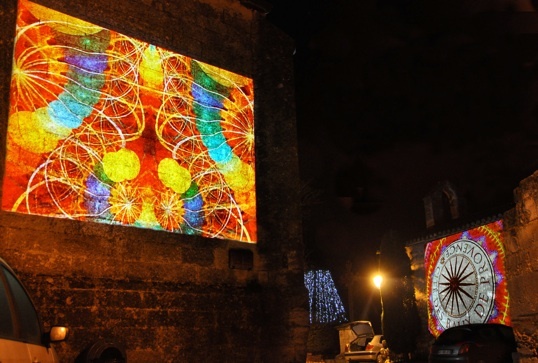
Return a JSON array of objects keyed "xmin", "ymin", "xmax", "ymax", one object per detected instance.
[{"xmin": 265, "ymin": 0, "xmax": 538, "ymax": 279}]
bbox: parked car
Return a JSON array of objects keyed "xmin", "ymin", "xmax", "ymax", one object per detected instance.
[
  {"xmin": 0, "ymin": 257, "xmax": 69, "ymax": 362},
  {"xmin": 335, "ymin": 321, "xmax": 385, "ymax": 362},
  {"xmin": 429, "ymin": 323, "xmax": 519, "ymax": 363},
  {"xmin": 352, "ymin": 334, "xmax": 386, "ymax": 362}
]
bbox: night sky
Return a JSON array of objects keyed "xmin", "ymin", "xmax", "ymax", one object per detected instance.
[{"xmin": 265, "ymin": 0, "xmax": 538, "ymax": 315}]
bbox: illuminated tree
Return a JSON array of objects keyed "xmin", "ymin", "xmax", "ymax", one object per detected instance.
[{"xmin": 304, "ymin": 269, "xmax": 348, "ymax": 324}]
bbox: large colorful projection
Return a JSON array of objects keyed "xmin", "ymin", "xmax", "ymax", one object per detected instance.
[
  {"xmin": 424, "ymin": 220, "xmax": 510, "ymax": 337},
  {"xmin": 3, "ymin": 0, "xmax": 257, "ymax": 242}
]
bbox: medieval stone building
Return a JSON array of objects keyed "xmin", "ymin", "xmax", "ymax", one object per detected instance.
[
  {"xmin": 408, "ymin": 174, "xmax": 538, "ymax": 361},
  {"xmin": 0, "ymin": 0, "xmax": 309, "ymax": 361}
]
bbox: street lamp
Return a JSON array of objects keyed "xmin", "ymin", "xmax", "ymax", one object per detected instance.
[
  {"xmin": 373, "ymin": 273, "xmax": 384, "ymax": 335},
  {"xmin": 373, "ymin": 274, "xmax": 383, "ymax": 289},
  {"xmin": 374, "ymin": 249, "xmax": 384, "ymax": 335}
]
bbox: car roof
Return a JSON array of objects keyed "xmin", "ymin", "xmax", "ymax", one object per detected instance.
[
  {"xmin": 436, "ymin": 323, "xmax": 515, "ymax": 344},
  {"xmin": 336, "ymin": 320, "xmax": 375, "ymax": 337},
  {"xmin": 0, "ymin": 257, "xmax": 16, "ymax": 275},
  {"xmin": 441, "ymin": 323, "xmax": 512, "ymax": 332}
]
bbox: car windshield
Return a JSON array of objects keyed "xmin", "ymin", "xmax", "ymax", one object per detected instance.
[
  {"xmin": 436, "ymin": 325, "xmax": 515, "ymax": 346},
  {"xmin": 351, "ymin": 323, "xmax": 373, "ymax": 337},
  {"xmin": 436, "ymin": 328, "xmax": 473, "ymax": 344}
]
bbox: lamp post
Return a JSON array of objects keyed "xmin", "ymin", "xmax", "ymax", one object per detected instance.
[
  {"xmin": 374, "ymin": 249, "xmax": 384, "ymax": 336},
  {"xmin": 373, "ymin": 273, "xmax": 384, "ymax": 335}
]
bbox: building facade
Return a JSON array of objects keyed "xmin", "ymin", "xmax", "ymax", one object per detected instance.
[{"xmin": 408, "ymin": 173, "xmax": 538, "ymax": 361}]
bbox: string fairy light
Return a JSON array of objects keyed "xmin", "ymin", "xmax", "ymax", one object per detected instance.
[{"xmin": 304, "ymin": 269, "xmax": 347, "ymax": 324}]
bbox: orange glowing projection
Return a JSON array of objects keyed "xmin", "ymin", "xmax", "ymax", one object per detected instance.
[
  {"xmin": 3, "ymin": 0, "xmax": 257, "ymax": 242},
  {"xmin": 424, "ymin": 220, "xmax": 510, "ymax": 337}
]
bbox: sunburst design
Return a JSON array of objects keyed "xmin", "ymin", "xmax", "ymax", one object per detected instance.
[
  {"xmin": 155, "ymin": 189, "xmax": 184, "ymax": 231},
  {"xmin": 109, "ymin": 182, "xmax": 142, "ymax": 224},
  {"xmin": 438, "ymin": 255, "xmax": 477, "ymax": 317}
]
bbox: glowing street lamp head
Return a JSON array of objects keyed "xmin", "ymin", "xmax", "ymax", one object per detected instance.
[{"xmin": 373, "ymin": 274, "xmax": 383, "ymax": 289}]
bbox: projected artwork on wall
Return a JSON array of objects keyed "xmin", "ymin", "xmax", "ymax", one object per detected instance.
[
  {"xmin": 424, "ymin": 220, "xmax": 510, "ymax": 337},
  {"xmin": 3, "ymin": 0, "xmax": 257, "ymax": 242}
]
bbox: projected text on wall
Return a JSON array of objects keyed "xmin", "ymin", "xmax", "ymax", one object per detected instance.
[
  {"xmin": 424, "ymin": 220, "xmax": 510, "ymax": 337},
  {"xmin": 3, "ymin": 0, "xmax": 257, "ymax": 242}
]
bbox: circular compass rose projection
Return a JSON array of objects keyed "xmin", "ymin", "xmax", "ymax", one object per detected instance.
[
  {"xmin": 425, "ymin": 221, "xmax": 511, "ymax": 337},
  {"xmin": 432, "ymin": 239, "xmax": 495, "ymax": 328},
  {"xmin": 437, "ymin": 254, "xmax": 479, "ymax": 318}
]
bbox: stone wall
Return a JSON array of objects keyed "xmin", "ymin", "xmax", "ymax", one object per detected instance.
[
  {"xmin": 0, "ymin": 0, "xmax": 309, "ymax": 362},
  {"xmin": 407, "ymin": 171, "xmax": 538, "ymax": 361},
  {"xmin": 404, "ymin": 243, "xmax": 434, "ymax": 359},
  {"xmin": 504, "ymin": 171, "xmax": 538, "ymax": 361}
]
